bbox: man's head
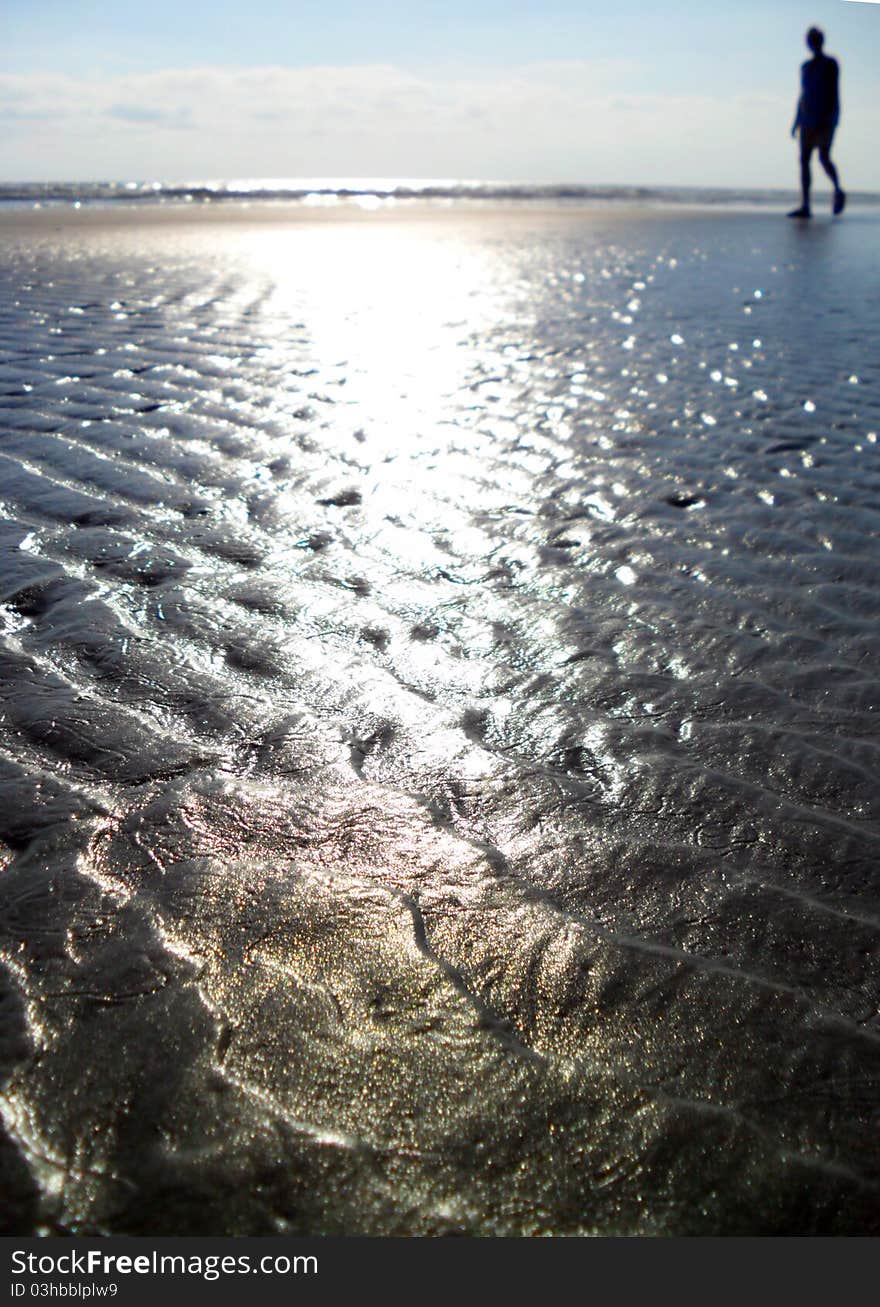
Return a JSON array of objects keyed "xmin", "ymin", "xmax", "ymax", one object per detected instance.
[{"xmin": 806, "ymin": 27, "xmax": 824, "ymax": 54}]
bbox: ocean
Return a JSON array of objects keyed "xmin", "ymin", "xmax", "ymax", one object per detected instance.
[{"xmin": 3, "ymin": 178, "xmax": 880, "ymax": 211}]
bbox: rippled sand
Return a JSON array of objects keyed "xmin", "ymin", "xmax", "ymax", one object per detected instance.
[{"xmin": 0, "ymin": 202, "xmax": 879, "ymax": 1235}]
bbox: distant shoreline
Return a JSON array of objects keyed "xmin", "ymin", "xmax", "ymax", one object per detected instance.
[{"xmin": 3, "ymin": 195, "xmax": 879, "ymax": 237}]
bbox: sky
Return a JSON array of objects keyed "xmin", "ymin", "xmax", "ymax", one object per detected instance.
[{"xmin": 1, "ymin": 0, "xmax": 878, "ymax": 188}]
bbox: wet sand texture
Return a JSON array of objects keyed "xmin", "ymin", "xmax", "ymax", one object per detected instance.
[{"xmin": 0, "ymin": 205, "xmax": 879, "ymax": 1234}]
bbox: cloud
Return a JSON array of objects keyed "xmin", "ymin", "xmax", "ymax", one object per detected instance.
[
  {"xmin": 107, "ymin": 103, "xmax": 194, "ymax": 128},
  {"xmin": 0, "ymin": 106, "xmax": 55, "ymax": 122},
  {"xmin": 0, "ymin": 61, "xmax": 871, "ymax": 187}
]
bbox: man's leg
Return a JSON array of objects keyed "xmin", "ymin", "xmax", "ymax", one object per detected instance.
[
  {"xmin": 789, "ymin": 142, "xmax": 813, "ymax": 216},
  {"xmin": 818, "ymin": 147, "xmax": 839, "ymax": 189},
  {"xmin": 819, "ymin": 146, "xmax": 846, "ymax": 213},
  {"xmin": 800, "ymin": 143, "xmax": 813, "ymax": 211}
]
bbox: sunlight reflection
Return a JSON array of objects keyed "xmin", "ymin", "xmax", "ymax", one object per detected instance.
[{"xmin": 253, "ymin": 224, "xmax": 501, "ymax": 458}]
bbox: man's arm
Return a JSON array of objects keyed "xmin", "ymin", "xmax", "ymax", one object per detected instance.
[
  {"xmin": 791, "ymin": 96, "xmax": 802, "ymax": 137},
  {"xmin": 791, "ymin": 62, "xmax": 805, "ymax": 136}
]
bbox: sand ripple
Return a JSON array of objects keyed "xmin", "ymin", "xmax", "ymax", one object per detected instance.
[{"xmin": 0, "ymin": 208, "xmax": 878, "ymax": 1234}]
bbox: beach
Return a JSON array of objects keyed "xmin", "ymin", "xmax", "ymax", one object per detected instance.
[{"xmin": 0, "ymin": 198, "xmax": 878, "ymax": 1235}]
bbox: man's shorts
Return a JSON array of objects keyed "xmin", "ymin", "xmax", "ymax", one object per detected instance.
[{"xmin": 800, "ymin": 124, "xmax": 835, "ymax": 154}]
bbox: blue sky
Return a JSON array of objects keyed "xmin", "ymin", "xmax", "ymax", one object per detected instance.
[{"xmin": 2, "ymin": 1, "xmax": 878, "ymax": 186}]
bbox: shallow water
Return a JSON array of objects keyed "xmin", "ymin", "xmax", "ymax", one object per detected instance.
[{"xmin": 0, "ymin": 206, "xmax": 879, "ymax": 1234}]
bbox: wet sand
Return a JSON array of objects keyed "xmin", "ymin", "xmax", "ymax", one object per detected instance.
[{"xmin": 0, "ymin": 201, "xmax": 879, "ymax": 1235}]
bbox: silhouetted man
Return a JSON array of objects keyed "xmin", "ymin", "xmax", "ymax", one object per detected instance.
[{"xmin": 788, "ymin": 27, "xmax": 845, "ymax": 218}]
